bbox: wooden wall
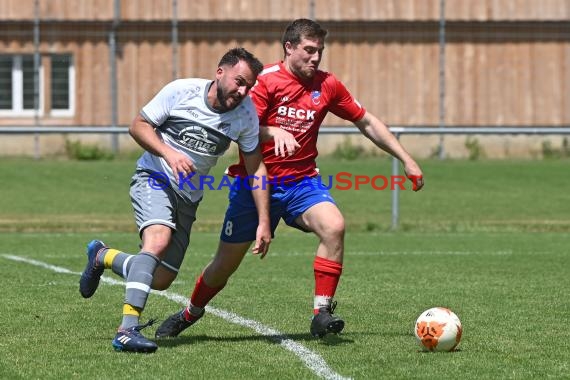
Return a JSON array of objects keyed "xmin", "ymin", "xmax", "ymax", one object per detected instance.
[
  {"xmin": 3, "ymin": 0, "xmax": 570, "ymax": 21},
  {"xmin": 1, "ymin": 0, "xmax": 569, "ymax": 127}
]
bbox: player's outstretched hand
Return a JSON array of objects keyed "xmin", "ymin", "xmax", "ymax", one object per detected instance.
[
  {"xmin": 252, "ymin": 224, "xmax": 272, "ymax": 259},
  {"xmin": 404, "ymin": 161, "xmax": 424, "ymax": 191},
  {"xmin": 271, "ymin": 128, "xmax": 300, "ymax": 157}
]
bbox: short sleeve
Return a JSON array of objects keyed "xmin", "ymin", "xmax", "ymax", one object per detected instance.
[
  {"xmin": 236, "ymin": 98, "xmax": 260, "ymax": 154},
  {"xmin": 329, "ymin": 77, "xmax": 366, "ymax": 122},
  {"xmin": 249, "ymin": 76, "xmax": 270, "ymax": 121},
  {"xmin": 141, "ymin": 80, "xmax": 184, "ymax": 127}
]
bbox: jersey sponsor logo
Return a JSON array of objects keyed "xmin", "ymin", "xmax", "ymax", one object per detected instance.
[
  {"xmin": 179, "ymin": 126, "xmax": 218, "ymax": 154},
  {"xmin": 311, "ymin": 90, "xmax": 321, "ymax": 105},
  {"xmin": 161, "ymin": 117, "xmax": 232, "ymax": 156},
  {"xmin": 277, "ymin": 106, "xmax": 316, "ymax": 121}
]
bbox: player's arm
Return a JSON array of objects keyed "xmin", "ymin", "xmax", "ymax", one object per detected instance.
[
  {"xmin": 354, "ymin": 111, "xmax": 424, "ymax": 191},
  {"xmin": 241, "ymin": 146, "xmax": 272, "ymax": 257},
  {"xmin": 250, "ymin": 76, "xmax": 299, "ymax": 157},
  {"xmin": 259, "ymin": 126, "xmax": 300, "ymax": 157},
  {"xmin": 129, "ymin": 114, "xmax": 196, "ymax": 176}
]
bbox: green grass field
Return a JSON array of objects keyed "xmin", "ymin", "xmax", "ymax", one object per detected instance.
[{"xmin": 1, "ymin": 156, "xmax": 569, "ymax": 379}]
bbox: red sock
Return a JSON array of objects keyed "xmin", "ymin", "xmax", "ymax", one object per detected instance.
[
  {"xmin": 313, "ymin": 256, "xmax": 343, "ymax": 315},
  {"xmin": 183, "ymin": 274, "xmax": 225, "ymax": 321}
]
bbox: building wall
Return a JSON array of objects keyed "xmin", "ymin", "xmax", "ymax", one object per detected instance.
[
  {"xmin": 3, "ymin": 0, "xmax": 570, "ymax": 21},
  {"xmin": 1, "ymin": 0, "xmax": 569, "ymax": 129}
]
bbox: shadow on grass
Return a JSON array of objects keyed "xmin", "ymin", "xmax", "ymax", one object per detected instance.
[{"xmin": 156, "ymin": 331, "xmax": 354, "ymax": 348}]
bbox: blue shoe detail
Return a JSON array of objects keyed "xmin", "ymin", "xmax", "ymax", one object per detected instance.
[
  {"xmin": 112, "ymin": 320, "xmax": 158, "ymax": 353},
  {"xmin": 79, "ymin": 240, "xmax": 106, "ymax": 298}
]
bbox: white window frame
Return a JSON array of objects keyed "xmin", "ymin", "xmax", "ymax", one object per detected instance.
[
  {"xmin": 0, "ymin": 55, "xmax": 44, "ymax": 117},
  {"xmin": 0, "ymin": 54, "xmax": 75, "ymax": 118}
]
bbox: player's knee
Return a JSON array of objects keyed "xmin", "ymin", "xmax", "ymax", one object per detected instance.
[
  {"xmin": 141, "ymin": 226, "xmax": 173, "ymax": 255},
  {"xmin": 141, "ymin": 238, "xmax": 170, "ymax": 256},
  {"xmin": 316, "ymin": 218, "xmax": 345, "ymax": 247},
  {"xmin": 326, "ymin": 216, "xmax": 345, "ymax": 238}
]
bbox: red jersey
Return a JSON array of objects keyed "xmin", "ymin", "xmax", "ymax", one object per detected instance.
[{"xmin": 227, "ymin": 62, "xmax": 366, "ymax": 182}]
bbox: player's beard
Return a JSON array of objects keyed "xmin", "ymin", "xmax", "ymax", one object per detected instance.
[{"xmin": 216, "ymin": 81, "xmax": 239, "ymax": 112}]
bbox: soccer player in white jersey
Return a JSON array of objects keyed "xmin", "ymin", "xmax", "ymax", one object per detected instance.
[
  {"xmin": 78, "ymin": 48, "xmax": 271, "ymax": 353},
  {"xmin": 155, "ymin": 19, "xmax": 424, "ymax": 340}
]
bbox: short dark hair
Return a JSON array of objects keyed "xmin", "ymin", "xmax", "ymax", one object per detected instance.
[
  {"xmin": 281, "ymin": 18, "xmax": 328, "ymax": 51},
  {"xmin": 218, "ymin": 47, "xmax": 263, "ymax": 77}
]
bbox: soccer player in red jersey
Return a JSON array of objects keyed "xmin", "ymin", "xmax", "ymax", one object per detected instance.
[{"xmin": 156, "ymin": 18, "xmax": 424, "ymax": 339}]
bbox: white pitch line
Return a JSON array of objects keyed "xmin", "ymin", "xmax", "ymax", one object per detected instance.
[{"xmin": 2, "ymin": 254, "xmax": 351, "ymax": 380}]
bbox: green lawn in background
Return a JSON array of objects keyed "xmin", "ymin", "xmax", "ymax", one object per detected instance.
[
  {"xmin": 0, "ymin": 157, "xmax": 568, "ymax": 379},
  {"xmin": 1, "ymin": 156, "xmax": 569, "ymax": 232}
]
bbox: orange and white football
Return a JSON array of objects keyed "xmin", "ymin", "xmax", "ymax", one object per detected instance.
[{"xmin": 414, "ymin": 307, "xmax": 462, "ymax": 352}]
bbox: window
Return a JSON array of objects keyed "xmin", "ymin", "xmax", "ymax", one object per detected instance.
[
  {"xmin": 22, "ymin": 55, "xmax": 36, "ymax": 110},
  {"xmin": 50, "ymin": 54, "xmax": 74, "ymax": 116},
  {"xmin": 0, "ymin": 54, "xmax": 74, "ymax": 117},
  {"xmin": 0, "ymin": 54, "xmax": 42, "ymax": 116},
  {"xmin": 0, "ymin": 56, "xmax": 13, "ymax": 110}
]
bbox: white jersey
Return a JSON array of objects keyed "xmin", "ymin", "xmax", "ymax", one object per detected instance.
[{"xmin": 136, "ymin": 78, "xmax": 259, "ymax": 203}]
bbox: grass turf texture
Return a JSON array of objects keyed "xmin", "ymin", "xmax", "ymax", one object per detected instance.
[
  {"xmin": 1, "ymin": 156, "xmax": 569, "ymax": 232},
  {"xmin": 0, "ymin": 157, "xmax": 569, "ymax": 379}
]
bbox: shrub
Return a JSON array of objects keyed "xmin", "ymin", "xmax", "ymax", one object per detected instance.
[
  {"xmin": 65, "ymin": 139, "xmax": 114, "ymax": 160},
  {"xmin": 465, "ymin": 136, "xmax": 485, "ymax": 160},
  {"xmin": 332, "ymin": 137, "xmax": 366, "ymax": 160},
  {"xmin": 542, "ymin": 138, "xmax": 570, "ymax": 159}
]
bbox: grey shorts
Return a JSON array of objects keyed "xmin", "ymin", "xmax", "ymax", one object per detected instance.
[{"xmin": 130, "ymin": 170, "xmax": 199, "ymax": 273}]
